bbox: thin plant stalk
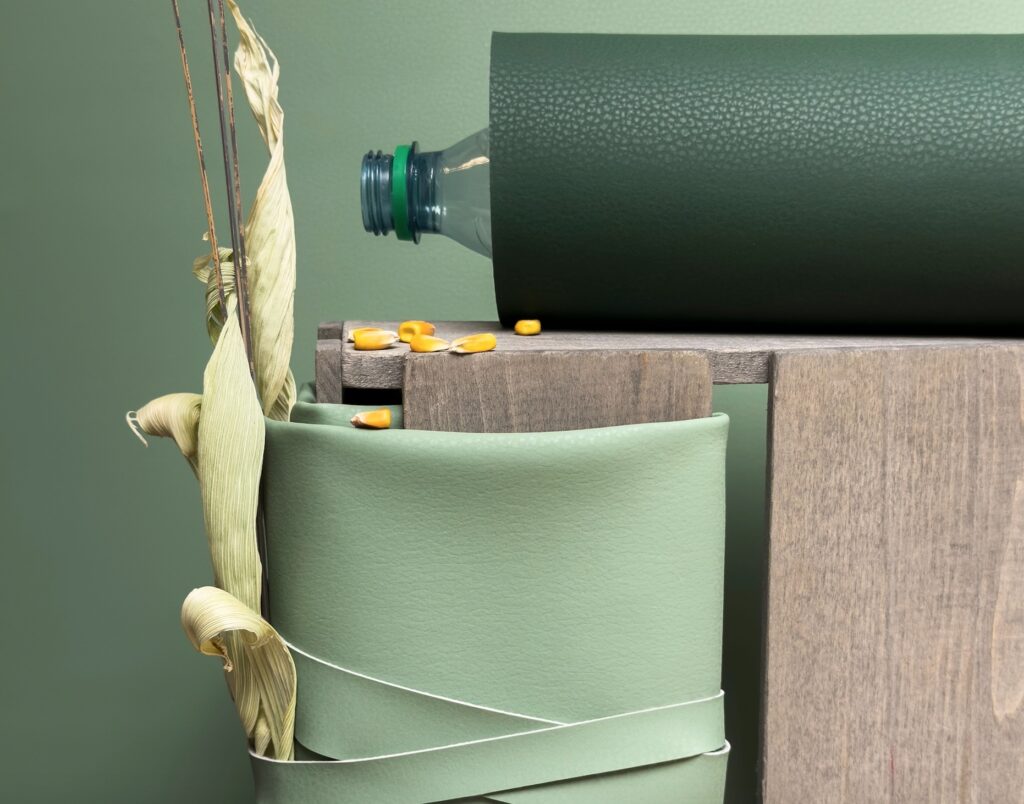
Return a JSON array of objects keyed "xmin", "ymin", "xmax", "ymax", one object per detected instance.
[
  {"xmin": 171, "ymin": 0, "xmax": 227, "ymax": 320},
  {"xmin": 206, "ymin": 0, "xmax": 255, "ymax": 379},
  {"xmin": 217, "ymin": 0, "xmax": 251, "ymax": 340}
]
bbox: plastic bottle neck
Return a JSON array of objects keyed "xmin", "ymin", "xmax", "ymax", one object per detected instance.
[{"xmin": 360, "ymin": 143, "xmax": 441, "ymax": 243}]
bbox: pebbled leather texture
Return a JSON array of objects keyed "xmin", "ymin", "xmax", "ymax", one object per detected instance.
[
  {"xmin": 252, "ymin": 740, "xmax": 730, "ymax": 804},
  {"xmin": 490, "ymin": 34, "xmax": 1024, "ymax": 333},
  {"xmin": 253, "ymin": 401, "xmax": 729, "ymax": 802}
]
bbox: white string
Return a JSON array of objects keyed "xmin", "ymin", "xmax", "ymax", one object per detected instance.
[
  {"xmin": 257, "ymin": 691, "xmax": 725, "ymax": 765},
  {"xmin": 283, "ymin": 639, "xmax": 563, "ymax": 726},
  {"xmin": 271, "ymin": 638, "xmax": 725, "ymax": 766}
]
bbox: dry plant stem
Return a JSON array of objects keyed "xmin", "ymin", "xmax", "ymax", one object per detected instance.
[
  {"xmin": 217, "ymin": 0, "xmax": 254, "ymax": 375},
  {"xmin": 171, "ymin": 0, "xmax": 227, "ymax": 320},
  {"xmin": 206, "ymin": 0, "xmax": 255, "ymax": 381}
]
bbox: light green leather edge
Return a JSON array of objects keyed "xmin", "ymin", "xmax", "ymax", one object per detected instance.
[
  {"xmin": 255, "ymin": 401, "xmax": 729, "ymax": 802},
  {"xmin": 251, "ymin": 737, "xmax": 730, "ymax": 803},
  {"xmin": 280, "ymin": 739, "xmax": 731, "ymax": 802}
]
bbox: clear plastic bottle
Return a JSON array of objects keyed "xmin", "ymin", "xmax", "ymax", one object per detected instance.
[{"xmin": 360, "ymin": 127, "xmax": 491, "ymax": 257}]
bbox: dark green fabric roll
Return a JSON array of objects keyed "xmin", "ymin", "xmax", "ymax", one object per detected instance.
[{"xmin": 489, "ymin": 34, "xmax": 1024, "ymax": 333}]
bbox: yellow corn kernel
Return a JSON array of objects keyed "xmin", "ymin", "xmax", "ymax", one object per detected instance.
[
  {"xmin": 347, "ymin": 326, "xmax": 388, "ymax": 342},
  {"xmin": 350, "ymin": 408, "xmax": 392, "ymax": 429},
  {"xmin": 450, "ymin": 333, "xmax": 497, "ymax": 354},
  {"xmin": 353, "ymin": 330, "xmax": 399, "ymax": 351},
  {"xmin": 398, "ymin": 320, "xmax": 436, "ymax": 343},
  {"xmin": 514, "ymin": 319, "xmax": 541, "ymax": 336},
  {"xmin": 409, "ymin": 334, "xmax": 450, "ymax": 353}
]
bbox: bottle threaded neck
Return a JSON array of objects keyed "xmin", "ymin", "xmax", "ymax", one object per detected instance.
[
  {"xmin": 361, "ymin": 143, "xmax": 439, "ymax": 243},
  {"xmin": 360, "ymin": 150, "xmax": 393, "ymax": 236}
]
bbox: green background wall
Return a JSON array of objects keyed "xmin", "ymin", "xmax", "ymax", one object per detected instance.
[{"xmin": 1, "ymin": 2, "xmax": 1019, "ymax": 802}]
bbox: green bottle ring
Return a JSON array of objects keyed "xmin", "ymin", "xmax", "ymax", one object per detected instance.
[{"xmin": 391, "ymin": 144, "xmax": 414, "ymax": 241}]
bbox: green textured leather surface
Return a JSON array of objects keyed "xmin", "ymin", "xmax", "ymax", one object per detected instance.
[
  {"xmin": 251, "ymin": 740, "xmax": 730, "ymax": 804},
  {"xmin": 274, "ymin": 734, "xmax": 730, "ymax": 803},
  {"xmin": 255, "ymin": 402, "xmax": 729, "ymax": 801},
  {"xmin": 490, "ymin": 34, "xmax": 1024, "ymax": 333}
]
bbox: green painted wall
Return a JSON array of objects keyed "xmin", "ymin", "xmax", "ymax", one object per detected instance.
[{"xmin": 1, "ymin": 2, "xmax": 1019, "ymax": 802}]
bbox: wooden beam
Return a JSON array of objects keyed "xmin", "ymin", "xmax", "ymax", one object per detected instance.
[
  {"xmin": 331, "ymin": 320, "xmax": 1009, "ymax": 389},
  {"xmin": 314, "ymin": 338, "xmax": 343, "ymax": 403},
  {"xmin": 403, "ymin": 349, "xmax": 712, "ymax": 432},
  {"xmin": 761, "ymin": 345, "xmax": 1024, "ymax": 802}
]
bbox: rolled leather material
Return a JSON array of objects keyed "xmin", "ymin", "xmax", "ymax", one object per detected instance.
[
  {"xmin": 253, "ymin": 401, "xmax": 729, "ymax": 802},
  {"xmin": 489, "ymin": 34, "xmax": 1024, "ymax": 333}
]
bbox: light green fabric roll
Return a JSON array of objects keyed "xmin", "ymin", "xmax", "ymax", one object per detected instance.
[
  {"xmin": 255, "ymin": 402, "xmax": 729, "ymax": 801},
  {"xmin": 251, "ymin": 738, "xmax": 731, "ymax": 803}
]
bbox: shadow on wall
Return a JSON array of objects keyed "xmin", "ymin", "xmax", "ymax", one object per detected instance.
[{"xmin": 713, "ymin": 384, "xmax": 768, "ymax": 804}]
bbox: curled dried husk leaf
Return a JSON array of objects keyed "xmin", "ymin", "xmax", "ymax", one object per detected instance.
[
  {"xmin": 182, "ymin": 586, "xmax": 296, "ymax": 760},
  {"xmin": 128, "ymin": 0, "xmax": 298, "ymax": 763},
  {"xmin": 194, "ymin": 305, "xmax": 293, "ymax": 756},
  {"xmin": 129, "ymin": 393, "xmax": 203, "ymax": 472},
  {"xmin": 197, "ymin": 305, "xmax": 265, "ymax": 614},
  {"xmin": 194, "ymin": 246, "xmax": 236, "ymax": 344},
  {"xmin": 128, "ymin": 308, "xmax": 288, "ymax": 757},
  {"xmin": 227, "ymin": 0, "xmax": 296, "ymax": 421}
]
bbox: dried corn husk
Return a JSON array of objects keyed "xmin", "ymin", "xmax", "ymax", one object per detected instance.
[
  {"xmin": 227, "ymin": 0, "xmax": 296, "ymax": 422},
  {"xmin": 197, "ymin": 305, "xmax": 265, "ymax": 613},
  {"xmin": 194, "ymin": 246, "xmax": 235, "ymax": 343},
  {"xmin": 127, "ymin": 0, "xmax": 297, "ymax": 760},
  {"xmin": 129, "ymin": 393, "xmax": 203, "ymax": 472},
  {"xmin": 132, "ymin": 304, "xmax": 295, "ymax": 757},
  {"xmin": 182, "ymin": 586, "xmax": 296, "ymax": 760}
]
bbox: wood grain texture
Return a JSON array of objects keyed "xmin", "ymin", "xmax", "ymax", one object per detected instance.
[
  {"xmin": 403, "ymin": 350, "xmax": 712, "ymax": 432},
  {"xmin": 317, "ymin": 321, "xmax": 345, "ymax": 341},
  {"xmin": 314, "ymin": 338, "xmax": 343, "ymax": 404},
  {"xmin": 332, "ymin": 320, "xmax": 1006, "ymax": 388},
  {"xmin": 762, "ymin": 345, "xmax": 1024, "ymax": 803}
]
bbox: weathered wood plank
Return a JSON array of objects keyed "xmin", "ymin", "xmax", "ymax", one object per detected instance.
[
  {"xmin": 762, "ymin": 345, "xmax": 1024, "ymax": 803},
  {"xmin": 333, "ymin": 320, "xmax": 1007, "ymax": 388},
  {"xmin": 317, "ymin": 321, "xmax": 345, "ymax": 341},
  {"xmin": 403, "ymin": 350, "xmax": 712, "ymax": 432},
  {"xmin": 314, "ymin": 338, "xmax": 343, "ymax": 404}
]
